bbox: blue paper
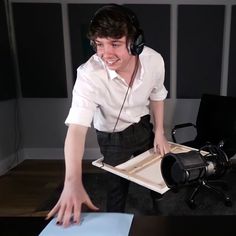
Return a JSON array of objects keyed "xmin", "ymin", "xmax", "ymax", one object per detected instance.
[{"xmin": 39, "ymin": 212, "xmax": 134, "ymax": 236}]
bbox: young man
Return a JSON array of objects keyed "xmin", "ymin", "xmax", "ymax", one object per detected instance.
[{"xmin": 47, "ymin": 4, "xmax": 170, "ymax": 227}]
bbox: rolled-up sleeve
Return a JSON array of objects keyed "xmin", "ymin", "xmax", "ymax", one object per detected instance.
[
  {"xmin": 150, "ymin": 56, "xmax": 168, "ymax": 101},
  {"xmin": 65, "ymin": 69, "xmax": 98, "ymax": 127},
  {"xmin": 65, "ymin": 107, "xmax": 95, "ymax": 127}
]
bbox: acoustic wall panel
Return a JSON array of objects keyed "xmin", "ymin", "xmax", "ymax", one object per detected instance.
[
  {"xmin": 68, "ymin": 4, "xmax": 103, "ymax": 81},
  {"xmin": 12, "ymin": 3, "xmax": 67, "ymax": 98},
  {"xmin": 177, "ymin": 5, "xmax": 225, "ymax": 98},
  {"xmin": 228, "ymin": 5, "xmax": 236, "ymax": 97},
  {"xmin": 125, "ymin": 4, "xmax": 170, "ymax": 97},
  {"xmin": 0, "ymin": 0, "xmax": 16, "ymax": 100}
]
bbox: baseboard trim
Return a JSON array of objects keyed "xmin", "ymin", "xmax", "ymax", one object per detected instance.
[
  {"xmin": 0, "ymin": 148, "xmax": 101, "ymax": 175},
  {"xmin": 0, "ymin": 152, "xmax": 24, "ymax": 176}
]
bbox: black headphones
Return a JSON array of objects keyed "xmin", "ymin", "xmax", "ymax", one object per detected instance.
[{"xmin": 90, "ymin": 4, "xmax": 144, "ymax": 56}]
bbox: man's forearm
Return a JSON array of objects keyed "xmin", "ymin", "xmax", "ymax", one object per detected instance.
[
  {"xmin": 150, "ymin": 100, "xmax": 165, "ymax": 133},
  {"xmin": 64, "ymin": 124, "xmax": 88, "ymax": 184}
]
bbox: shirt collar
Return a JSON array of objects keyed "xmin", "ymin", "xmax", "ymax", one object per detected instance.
[
  {"xmin": 107, "ymin": 62, "xmax": 144, "ymax": 82},
  {"xmin": 93, "ymin": 54, "xmax": 118, "ymax": 80},
  {"xmin": 94, "ymin": 53, "xmax": 144, "ymax": 81},
  {"xmin": 107, "ymin": 68, "xmax": 119, "ymax": 80}
]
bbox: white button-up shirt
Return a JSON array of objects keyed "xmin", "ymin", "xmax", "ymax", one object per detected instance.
[{"xmin": 65, "ymin": 46, "xmax": 168, "ymax": 132}]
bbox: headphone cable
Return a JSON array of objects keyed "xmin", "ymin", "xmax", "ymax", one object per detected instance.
[{"xmin": 112, "ymin": 57, "xmax": 139, "ymax": 132}]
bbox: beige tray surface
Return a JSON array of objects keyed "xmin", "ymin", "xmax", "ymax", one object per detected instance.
[{"xmin": 92, "ymin": 142, "xmax": 199, "ymax": 194}]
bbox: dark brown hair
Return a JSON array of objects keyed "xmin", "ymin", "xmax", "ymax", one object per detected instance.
[{"xmin": 87, "ymin": 4, "xmax": 140, "ymax": 43}]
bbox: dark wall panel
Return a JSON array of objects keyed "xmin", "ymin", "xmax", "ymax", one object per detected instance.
[
  {"xmin": 177, "ymin": 5, "xmax": 225, "ymax": 98},
  {"xmin": 68, "ymin": 4, "xmax": 104, "ymax": 81},
  {"xmin": 13, "ymin": 3, "xmax": 67, "ymax": 98},
  {"xmin": 126, "ymin": 4, "xmax": 170, "ymax": 97},
  {"xmin": 0, "ymin": 0, "xmax": 16, "ymax": 100},
  {"xmin": 228, "ymin": 5, "xmax": 236, "ymax": 97}
]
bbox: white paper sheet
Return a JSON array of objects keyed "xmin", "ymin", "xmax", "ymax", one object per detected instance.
[{"xmin": 39, "ymin": 212, "xmax": 134, "ymax": 236}]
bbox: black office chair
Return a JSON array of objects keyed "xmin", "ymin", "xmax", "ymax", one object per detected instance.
[
  {"xmin": 171, "ymin": 93, "xmax": 236, "ymax": 208},
  {"xmin": 172, "ymin": 94, "xmax": 236, "ymax": 158}
]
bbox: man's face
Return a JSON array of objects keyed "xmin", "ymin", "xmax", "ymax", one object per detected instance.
[{"xmin": 94, "ymin": 36, "xmax": 134, "ymax": 73}]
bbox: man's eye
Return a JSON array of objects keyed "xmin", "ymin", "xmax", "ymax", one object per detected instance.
[
  {"xmin": 112, "ymin": 43, "xmax": 120, "ymax": 48},
  {"xmin": 96, "ymin": 43, "xmax": 103, "ymax": 48}
]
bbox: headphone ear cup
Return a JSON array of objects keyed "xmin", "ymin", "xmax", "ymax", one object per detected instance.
[{"xmin": 130, "ymin": 31, "xmax": 145, "ymax": 55}]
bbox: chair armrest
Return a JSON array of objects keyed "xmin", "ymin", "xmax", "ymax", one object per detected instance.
[{"xmin": 172, "ymin": 123, "xmax": 197, "ymax": 143}]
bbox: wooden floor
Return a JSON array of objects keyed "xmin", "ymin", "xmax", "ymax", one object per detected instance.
[
  {"xmin": 0, "ymin": 159, "xmax": 99, "ymax": 217},
  {"xmin": 3, "ymin": 159, "xmax": 236, "ymax": 218}
]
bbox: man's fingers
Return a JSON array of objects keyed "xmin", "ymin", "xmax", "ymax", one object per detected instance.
[
  {"xmin": 85, "ymin": 197, "xmax": 99, "ymax": 211},
  {"xmin": 164, "ymin": 145, "xmax": 170, "ymax": 154},
  {"xmin": 72, "ymin": 201, "xmax": 81, "ymax": 224},
  {"xmin": 46, "ymin": 202, "xmax": 60, "ymax": 219},
  {"xmin": 62, "ymin": 209, "xmax": 73, "ymax": 227},
  {"xmin": 154, "ymin": 145, "xmax": 157, "ymax": 153},
  {"xmin": 160, "ymin": 147, "xmax": 165, "ymax": 157},
  {"xmin": 56, "ymin": 204, "xmax": 67, "ymax": 226}
]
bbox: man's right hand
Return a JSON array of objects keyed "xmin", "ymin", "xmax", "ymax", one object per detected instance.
[{"xmin": 46, "ymin": 180, "xmax": 99, "ymax": 227}]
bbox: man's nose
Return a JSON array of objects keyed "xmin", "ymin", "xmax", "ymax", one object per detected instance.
[{"xmin": 99, "ymin": 45, "xmax": 114, "ymax": 56}]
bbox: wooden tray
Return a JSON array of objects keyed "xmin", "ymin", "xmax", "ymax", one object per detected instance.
[{"xmin": 92, "ymin": 142, "xmax": 199, "ymax": 194}]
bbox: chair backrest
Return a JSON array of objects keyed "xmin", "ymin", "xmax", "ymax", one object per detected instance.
[{"xmin": 195, "ymin": 94, "xmax": 236, "ymax": 157}]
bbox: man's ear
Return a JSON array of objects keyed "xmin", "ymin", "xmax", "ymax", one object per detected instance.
[
  {"xmin": 127, "ymin": 40, "xmax": 132, "ymax": 55},
  {"xmin": 90, "ymin": 40, "xmax": 97, "ymax": 52}
]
